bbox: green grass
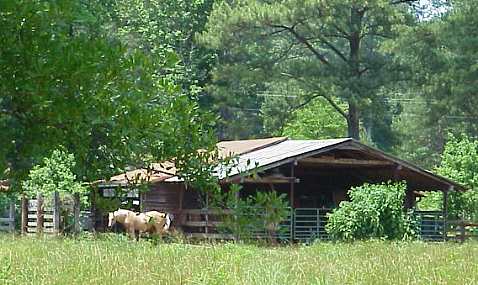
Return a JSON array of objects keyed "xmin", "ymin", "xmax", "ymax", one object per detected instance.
[{"xmin": 0, "ymin": 234, "xmax": 477, "ymax": 285}]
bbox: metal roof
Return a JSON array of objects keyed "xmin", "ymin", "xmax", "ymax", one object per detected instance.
[
  {"xmin": 101, "ymin": 137, "xmax": 465, "ymax": 192},
  {"xmin": 217, "ymin": 137, "xmax": 287, "ymax": 158},
  {"xmin": 215, "ymin": 138, "xmax": 351, "ymax": 179}
]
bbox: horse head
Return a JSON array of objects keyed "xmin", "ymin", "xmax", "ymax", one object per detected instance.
[
  {"xmin": 108, "ymin": 211, "xmax": 117, "ymax": 228},
  {"xmin": 164, "ymin": 213, "xmax": 174, "ymax": 231}
]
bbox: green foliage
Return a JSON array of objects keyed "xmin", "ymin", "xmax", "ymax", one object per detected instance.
[
  {"xmin": 326, "ymin": 182, "xmax": 416, "ymax": 240},
  {"xmin": 434, "ymin": 134, "xmax": 478, "ymax": 220},
  {"xmin": 201, "ymin": 0, "xmax": 416, "ymax": 142},
  {"xmin": 0, "ymin": 0, "xmax": 219, "ymax": 201},
  {"xmin": 108, "ymin": 0, "xmax": 215, "ymax": 99},
  {"xmin": 22, "ymin": 149, "xmax": 87, "ymax": 198},
  {"xmin": 389, "ymin": 0, "xmax": 478, "ymax": 164},
  {"xmin": 221, "ymin": 185, "xmax": 289, "ymax": 241},
  {"xmin": 282, "ymin": 97, "xmax": 348, "ymax": 139}
]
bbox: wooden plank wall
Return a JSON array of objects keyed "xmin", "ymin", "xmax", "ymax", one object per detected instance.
[{"xmin": 141, "ymin": 183, "xmax": 182, "ymax": 213}]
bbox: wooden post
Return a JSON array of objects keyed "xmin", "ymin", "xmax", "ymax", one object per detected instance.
[
  {"xmin": 21, "ymin": 195, "xmax": 28, "ymax": 235},
  {"xmin": 290, "ymin": 162, "xmax": 295, "ymax": 207},
  {"xmin": 178, "ymin": 186, "xmax": 184, "ymax": 228},
  {"xmin": 204, "ymin": 192, "xmax": 209, "ymax": 235},
  {"xmin": 290, "ymin": 162, "xmax": 296, "ymax": 241},
  {"xmin": 90, "ymin": 187, "xmax": 97, "ymax": 232},
  {"xmin": 73, "ymin": 192, "xmax": 80, "ymax": 234},
  {"xmin": 443, "ymin": 188, "xmax": 450, "ymax": 241},
  {"xmin": 37, "ymin": 193, "xmax": 44, "ymax": 235},
  {"xmin": 8, "ymin": 202, "xmax": 15, "ymax": 232},
  {"xmin": 53, "ymin": 191, "xmax": 61, "ymax": 235},
  {"xmin": 459, "ymin": 217, "xmax": 466, "ymax": 243}
]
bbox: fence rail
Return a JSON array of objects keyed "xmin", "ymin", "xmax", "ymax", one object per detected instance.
[{"xmin": 446, "ymin": 220, "xmax": 478, "ymax": 242}]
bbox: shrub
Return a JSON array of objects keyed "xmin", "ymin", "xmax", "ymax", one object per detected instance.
[
  {"xmin": 434, "ymin": 134, "xmax": 478, "ymax": 220},
  {"xmin": 326, "ymin": 181, "xmax": 416, "ymax": 241},
  {"xmin": 220, "ymin": 184, "xmax": 289, "ymax": 242},
  {"xmin": 22, "ymin": 148, "xmax": 88, "ymax": 207}
]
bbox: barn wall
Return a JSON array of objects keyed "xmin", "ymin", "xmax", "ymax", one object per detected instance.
[
  {"xmin": 141, "ymin": 182, "xmax": 202, "ymax": 213},
  {"xmin": 141, "ymin": 183, "xmax": 182, "ymax": 213}
]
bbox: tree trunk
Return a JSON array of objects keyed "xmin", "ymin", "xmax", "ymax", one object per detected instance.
[
  {"xmin": 347, "ymin": 101, "xmax": 360, "ymax": 140},
  {"xmin": 347, "ymin": 6, "xmax": 364, "ymax": 141}
]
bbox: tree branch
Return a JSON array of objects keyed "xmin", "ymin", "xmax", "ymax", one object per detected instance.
[
  {"xmin": 281, "ymin": 73, "xmax": 348, "ymax": 119},
  {"xmin": 318, "ymin": 36, "xmax": 349, "ymax": 63},
  {"xmin": 269, "ymin": 24, "xmax": 329, "ymax": 65},
  {"xmin": 390, "ymin": 0, "xmax": 418, "ymax": 5}
]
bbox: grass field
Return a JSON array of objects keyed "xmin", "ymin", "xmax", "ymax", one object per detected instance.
[{"xmin": 0, "ymin": 234, "xmax": 477, "ymax": 285}]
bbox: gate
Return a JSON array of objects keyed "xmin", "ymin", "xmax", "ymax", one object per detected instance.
[
  {"xmin": 293, "ymin": 208, "xmax": 331, "ymax": 242},
  {"xmin": 0, "ymin": 202, "xmax": 15, "ymax": 232},
  {"xmin": 415, "ymin": 211, "xmax": 445, "ymax": 241},
  {"xmin": 21, "ymin": 192, "xmax": 81, "ymax": 235}
]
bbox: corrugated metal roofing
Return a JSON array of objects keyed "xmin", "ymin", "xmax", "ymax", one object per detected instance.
[
  {"xmin": 217, "ymin": 137, "xmax": 287, "ymax": 158},
  {"xmin": 215, "ymin": 138, "xmax": 351, "ymax": 179},
  {"xmin": 107, "ymin": 162, "xmax": 175, "ymax": 186}
]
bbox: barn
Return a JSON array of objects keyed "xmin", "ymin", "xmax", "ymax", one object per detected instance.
[{"xmin": 96, "ymin": 137, "xmax": 465, "ymax": 241}]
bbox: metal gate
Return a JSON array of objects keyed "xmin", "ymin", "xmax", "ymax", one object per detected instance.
[{"xmin": 293, "ymin": 208, "xmax": 331, "ymax": 242}]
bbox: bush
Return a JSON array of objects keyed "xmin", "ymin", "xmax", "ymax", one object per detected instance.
[
  {"xmin": 434, "ymin": 134, "xmax": 478, "ymax": 220},
  {"xmin": 22, "ymin": 148, "xmax": 88, "ymax": 208},
  {"xmin": 326, "ymin": 181, "xmax": 416, "ymax": 241},
  {"xmin": 220, "ymin": 185, "xmax": 289, "ymax": 242}
]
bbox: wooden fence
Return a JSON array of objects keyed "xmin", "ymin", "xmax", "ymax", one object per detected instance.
[
  {"xmin": 446, "ymin": 220, "xmax": 478, "ymax": 242},
  {"xmin": 180, "ymin": 208, "xmax": 293, "ymax": 241},
  {"xmin": 0, "ymin": 202, "xmax": 15, "ymax": 232},
  {"xmin": 21, "ymin": 192, "xmax": 81, "ymax": 235}
]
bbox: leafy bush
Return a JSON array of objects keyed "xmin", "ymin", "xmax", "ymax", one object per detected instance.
[
  {"xmin": 434, "ymin": 134, "xmax": 478, "ymax": 220},
  {"xmin": 220, "ymin": 184, "xmax": 289, "ymax": 242},
  {"xmin": 22, "ymin": 149, "xmax": 88, "ymax": 207},
  {"xmin": 326, "ymin": 182, "xmax": 416, "ymax": 241}
]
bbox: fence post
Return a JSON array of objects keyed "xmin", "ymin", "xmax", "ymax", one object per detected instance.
[
  {"xmin": 37, "ymin": 193, "xmax": 44, "ymax": 235},
  {"xmin": 8, "ymin": 202, "xmax": 15, "ymax": 232},
  {"xmin": 21, "ymin": 195, "xmax": 28, "ymax": 235},
  {"xmin": 53, "ymin": 191, "xmax": 61, "ymax": 235},
  {"xmin": 73, "ymin": 193, "xmax": 80, "ymax": 234}
]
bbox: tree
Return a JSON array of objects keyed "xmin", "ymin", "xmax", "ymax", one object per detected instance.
[
  {"xmin": 201, "ymin": 0, "xmax": 418, "ymax": 142},
  {"xmin": 279, "ymin": 97, "xmax": 347, "ymax": 139},
  {"xmin": 106, "ymin": 0, "xmax": 216, "ymax": 103},
  {"xmin": 389, "ymin": 0, "xmax": 478, "ymax": 165},
  {"xmin": 0, "ymin": 0, "xmax": 217, "ymax": 191}
]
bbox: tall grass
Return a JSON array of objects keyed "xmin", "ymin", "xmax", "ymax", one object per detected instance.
[{"xmin": 0, "ymin": 234, "xmax": 477, "ymax": 284}]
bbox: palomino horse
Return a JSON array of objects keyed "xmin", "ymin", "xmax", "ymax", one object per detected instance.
[{"xmin": 108, "ymin": 209, "xmax": 173, "ymax": 240}]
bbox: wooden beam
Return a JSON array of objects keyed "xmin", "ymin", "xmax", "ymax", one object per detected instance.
[
  {"xmin": 299, "ymin": 157, "xmax": 394, "ymax": 167},
  {"xmin": 224, "ymin": 176, "xmax": 299, "ymax": 184}
]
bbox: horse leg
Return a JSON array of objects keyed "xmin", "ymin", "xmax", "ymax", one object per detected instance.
[{"xmin": 127, "ymin": 226, "xmax": 136, "ymax": 240}]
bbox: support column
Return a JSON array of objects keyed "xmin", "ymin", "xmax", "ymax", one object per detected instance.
[
  {"xmin": 290, "ymin": 162, "xmax": 296, "ymax": 208},
  {"xmin": 290, "ymin": 161, "xmax": 297, "ymax": 241},
  {"xmin": 443, "ymin": 187, "xmax": 451, "ymax": 241}
]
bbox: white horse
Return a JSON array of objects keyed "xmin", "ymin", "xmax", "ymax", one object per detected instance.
[{"xmin": 108, "ymin": 209, "xmax": 173, "ymax": 240}]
